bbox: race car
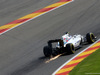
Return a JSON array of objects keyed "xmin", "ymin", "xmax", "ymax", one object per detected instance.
[{"xmin": 43, "ymin": 32, "xmax": 96, "ymax": 57}]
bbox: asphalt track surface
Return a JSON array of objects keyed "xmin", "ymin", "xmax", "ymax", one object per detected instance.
[{"xmin": 0, "ymin": 0, "xmax": 100, "ymax": 75}]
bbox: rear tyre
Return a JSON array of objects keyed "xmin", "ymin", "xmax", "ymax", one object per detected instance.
[
  {"xmin": 86, "ymin": 33, "xmax": 95, "ymax": 43},
  {"xmin": 43, "ymin": 46, "xmax": 52, "ymax": 57},
  {"xmin": 66, "ymin": 43, "xmax": 75, "ymax": 54}
]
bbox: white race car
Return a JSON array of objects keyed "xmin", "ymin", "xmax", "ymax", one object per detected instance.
[{"xmin": 43, "ymin": 32, "xmax": 96, "ymax": 57}]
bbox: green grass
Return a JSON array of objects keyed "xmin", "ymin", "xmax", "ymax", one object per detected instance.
[{"xmin": 69, "ymin": 48, "xmax": 100, "ymax": 75}]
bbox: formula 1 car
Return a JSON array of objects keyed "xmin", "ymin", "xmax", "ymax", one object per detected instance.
[{"xmin": 43, "ymin": 32, "xmax": 96, "ymax": 57}]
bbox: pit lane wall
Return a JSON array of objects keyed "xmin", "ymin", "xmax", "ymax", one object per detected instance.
[{"xmin": 53, "ymin": 39, "xmax": 100, "ymax": 75}]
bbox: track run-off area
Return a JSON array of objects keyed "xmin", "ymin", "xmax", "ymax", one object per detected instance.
[{"xmin": 0, "ymin": 0, "xmax": 100, "ymax": 75}]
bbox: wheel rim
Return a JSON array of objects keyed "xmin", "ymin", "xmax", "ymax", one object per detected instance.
[
  {"xmin": 90, "ymin": 33, "xmax": 95, "ymax": 42},
  {"xmin": 71, "ymin": 44, "xmax": 75, "ymax": 53}
]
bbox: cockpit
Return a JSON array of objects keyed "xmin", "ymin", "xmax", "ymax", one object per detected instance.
[{"xmin": 61, "ymin": 34, "xmax": 72, "ymax": 44}]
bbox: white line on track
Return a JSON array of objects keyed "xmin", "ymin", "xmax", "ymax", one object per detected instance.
[
  {"xmin": 0, "ymin": 0, "xmax": 74, "ymax": 35},
  {"xmin": 52, "ymin": 39, "xmax": 100, "ymax": 75}
]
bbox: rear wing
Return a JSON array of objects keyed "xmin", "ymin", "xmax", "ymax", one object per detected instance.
[{"xmin": 48, "ymin": 39, "xmax": 64, "ymax": 48}]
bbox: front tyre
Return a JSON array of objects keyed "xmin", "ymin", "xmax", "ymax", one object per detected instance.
[
  {"xmin": 66, "ymin": 43, "xmax": 75, "ymax": 54},
  {"xmin": 86, "ymin": 33, "xmax": 96, "ymax": 43},
  {"xmin": 43, "ymin": 46, "xmax": 52, "ymax": 57}
]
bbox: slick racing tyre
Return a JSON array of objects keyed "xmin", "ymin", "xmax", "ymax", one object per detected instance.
[
  {"xmin": 86, "ymin": 33, "xmax": 95, "ymax": 43},
  {"xmin": 43, "ymin": 46, "xmax": 52, "ymax": 57},
  {"xmin": 66, "ymin": 43, "xmax": 75, "ymax": 54}
]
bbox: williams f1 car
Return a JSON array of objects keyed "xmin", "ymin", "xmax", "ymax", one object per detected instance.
[{"xmin": 43, "ymin": 32, "xmax": 96, "ymax": 57}]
